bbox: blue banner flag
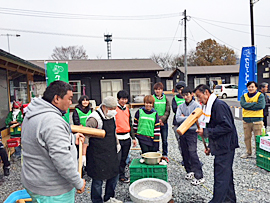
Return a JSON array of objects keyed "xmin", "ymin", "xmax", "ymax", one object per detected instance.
[{"xmin": 238, "ymin": 46, "xmax": 257, "ymax": 101}]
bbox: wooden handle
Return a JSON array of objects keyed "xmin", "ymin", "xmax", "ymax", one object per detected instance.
[
  {"xmin": 78, "ymin": 138, "xmax": 83, "ymax": 177},
  {"xmin": 70, "ymin": 125, "xmax": 105, "ymax": 138},
  {"xmin": 196, "ymin": 121, "xmax": 208, "ymax": 151},
  {"xmin": 177, "ymin": 108, "xmax": 203, "ymax": 136},
  {"xmin": 16, "ymin": 199, "xmax": 32, "ymax": 203},
  {"xmin": 10, "ymin": 123, "xmax": 20, "ymax": 128}
]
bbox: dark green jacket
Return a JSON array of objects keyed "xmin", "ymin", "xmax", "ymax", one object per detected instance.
[{"xmin": 5, "ymin": 110, "xmax": 23, "ymax": 136}]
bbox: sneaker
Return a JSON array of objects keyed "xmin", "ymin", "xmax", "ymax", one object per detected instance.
[
  {"xmin": 240, "ymin": 153, "xmax": 252, "ymax": 159},
  {"xmin": 119, "ymin": 177, "xmax": 130, "ymax": 183},
  {"xmin": 104, "ymin": 197, "xmax": 123, "ymax": 203},
  {"xmin": 191, "ymin": 177, "xmax": 205, "ymax": 186},
  {"xmin": 3, "ymin": 167, "xmax": 10, "ymax": 176},
  {"xmin": 185, "ymin": 172, "xmax": 194, "ymax": 180}
]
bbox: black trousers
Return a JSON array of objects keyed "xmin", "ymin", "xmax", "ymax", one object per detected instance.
[
  {"xmin": 210, "ymin": 150, "xmax": 236, "ymax": 203},
  {"xmin": 0, "ymin": 148, "xmax": 10, "ymax": 168},
  {"xmin": 119, "ymin": 139, "xmax": 131, "ymax": 179},
  {"xmin": 180, "ymin": 129, "xmax": 203, "ymax": 179},
  {"xmin": 139, "ymin": 142, "xmax": 157, "ymax": 154},
  {"xmin": 263, "ymin": 116, "xmax": 268, "ymax": 128}
]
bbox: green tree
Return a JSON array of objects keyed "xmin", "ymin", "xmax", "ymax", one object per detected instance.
[{"xmin": 194, "ymin": 39, "xmax": 236, "ymax": 66}]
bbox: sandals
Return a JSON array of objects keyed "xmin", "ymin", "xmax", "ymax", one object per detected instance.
[
  {"xmin": 191, "ymin": 177, "xmax": 205, "ymax": 186},
  {"xmin": 185, "ymin": 172, "xmax": 194, "ymax": 180}
]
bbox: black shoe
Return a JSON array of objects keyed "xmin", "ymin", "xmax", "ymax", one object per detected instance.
[
  {"xmin": 119, "ymin": 177, "xmax": 130, "ymax": 183},
  {"xmin": 3, "ymin": 167, "xmax": 10, "ymax": 176}
]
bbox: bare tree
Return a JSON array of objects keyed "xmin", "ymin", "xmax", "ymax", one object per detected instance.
[
  {"xmin": 151, "ymin": 53, "xmax": 174, "ymax": 70},
  {"xmin": 51, "ymin": 45, "xmax": 88, "ymax": 60},
  {"xmin": 152, "ymin": 39, "xmax": 236, "ymax": 69}
]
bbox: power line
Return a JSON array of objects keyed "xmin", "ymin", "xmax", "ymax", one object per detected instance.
[
  {"xmin": 0, "ymin": 27, "xmax": 178, "ymax": 41},
  {"xmin": 194, "ymin": 17, "xmax": 270, "ymax": 38},
  {"xmin": 167, "ymin": 21, "xmax": 181, "ymax": 54},
  {"xmin": 0, "ymin": 7, "xmax": 181, "ymax": 20},
  {"xmin": 192, "ymin": 16, "xmax": 270, "ymax": 28},
  {"xmin": 192, "ymin": 18, "xmax": 241, "ymax": 52}
]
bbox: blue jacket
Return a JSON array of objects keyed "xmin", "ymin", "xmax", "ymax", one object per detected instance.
[{"xmin": 203, "ymin": 98, "xmax": 239, "ymax": 156}]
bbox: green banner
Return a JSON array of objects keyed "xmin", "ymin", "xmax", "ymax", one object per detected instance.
[
  {"xmin": 46, "ymin": 62, "xmax": 69, "ymax": 84},
  {"xmin": 45, "ymin": 62, "xmax": 70, "ymax": 123}
]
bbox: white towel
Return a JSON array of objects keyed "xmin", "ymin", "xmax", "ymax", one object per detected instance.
[{"xmin": 202, "ymin": 93, "xmax": 217, "ymax": 123}]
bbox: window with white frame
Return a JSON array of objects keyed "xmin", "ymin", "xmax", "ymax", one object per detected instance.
[
  {"xmin": 69, "ymin": 80, "xmax": 81, "ymax": 104},
  {"xmin": 263, "ymin": 73, "xmax": 270, "ymax": 78},
  {"xmin": 166, "ymin": 80, "xmax": 173, "ymax": 91},
  {"xmin": 230, "ymin": 76, "xmax": 239, "ymax": 85},
  {"xmin": 100, "ymin": 79, "xmax": 123, "ymax": 101},
  {"xmin": 209, "ymin": 77, "xmax": 221, "ymax": 89},
  {"xmin": 130, "ymin": 78, "xmax": 151, "ymax": 103},
  {"xmin": 194, "ymin": 78, "xmax": 206, "ymax": 88}
]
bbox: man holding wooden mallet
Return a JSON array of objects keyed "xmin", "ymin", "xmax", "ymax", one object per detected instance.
[
  {"xmin": 194, "ymin": 84, "xmax": 239, "ymax": 203},
  {"xmin": 21, "ymin": 81, "xmax": 86, "ymax": 202},
  {"xmin": 176, "ymin": 87, "xmax": 205, "ymax": 186}
]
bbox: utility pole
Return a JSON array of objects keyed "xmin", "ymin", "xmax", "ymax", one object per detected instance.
[
  {"xmin": 183, "ymin": 10, "xmax": 187, "ymax": 84},
  {"xmin": 0, "ymin": 34, "xmax": 20, "ymax": 53},
  {"xmin": 104, "ymin": 34, "xmax": 112, "ymax": 59},
  {"xmin": 250, "ymin": 0, "xmax": 255, "ymax": 46}
]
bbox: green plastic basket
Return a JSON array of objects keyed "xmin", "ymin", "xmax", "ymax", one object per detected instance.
[
  {"xmin": 256, "ymin": 135, "xmax": 270, "ymax": 171},
  {"xmin": 256, "ymin": 135, "xmax": 270, "ymax": 157},
  {"xmin": 129, "ymin": 159, "xmax": 168, "ymax": 184},
  {"xmin": 256, "ymin": 153, "xmax": 270, "ymax": 171}
]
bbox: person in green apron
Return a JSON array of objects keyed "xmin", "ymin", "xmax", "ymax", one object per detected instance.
[
  {"xmin": 72, "ymin": 95, "xmax": 92, "ymax": 167},
  {"xmin": 133, "ymin": 95, "xmax": 161, "ymax": 154},
  {"xmin": 172, "ymin": 81, "xmax": 186, "ymax": 158},
  {"xmin": 5, "ymin": 100, "xmax": 23, "ymax": 159},
  {"xmin": 153, "ymin": 82, "xmax": 170, "ymax": 156}
]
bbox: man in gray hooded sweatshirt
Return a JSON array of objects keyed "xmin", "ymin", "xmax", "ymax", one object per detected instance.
[{"xmin": 21, "ymin": 81, "xmax": 85, "ymax": 202}]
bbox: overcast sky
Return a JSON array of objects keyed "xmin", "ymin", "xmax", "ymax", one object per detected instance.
[{"xmin": 0, "ymin": 0, "xmax": 269, "ymax": 61}]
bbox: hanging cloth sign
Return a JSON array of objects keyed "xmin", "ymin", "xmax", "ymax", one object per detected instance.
[{"xmin": 45, "ymin": 62, "xmax": 70, "ymax": 123}]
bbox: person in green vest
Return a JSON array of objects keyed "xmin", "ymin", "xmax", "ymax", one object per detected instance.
[
  {"xmin": 133, "ymin": 95, "xmax": 161, "ymax": 154},
  {"xmin": 172, "ymin": 81, "xmax": 186, "ymax": 154},
  {"xmin": 72, "ymin": 95, "xmax": 92, "ymax": 167},
  {"xmin": 5, "ymin": 100, "xmax": 23, "ymax": 159},
  {"xmin": 153, "ymin": 82, "xmax": 170, "ymax": 156}
]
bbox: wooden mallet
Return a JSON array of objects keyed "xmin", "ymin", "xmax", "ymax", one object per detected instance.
[
  {"xmin": 78, "ymin": 137, "xmax": 83, "ymax": 177},
  {"xmin": 176, "ymin": 108, "xmax": 209, "ymax": 152},
  {"xmin": 70, "ymin": 125, "xmax": 105, "ymax": 138},
  {"xmin": 176, "ymin": 108, "xmax": 203, "ymax": 136}
]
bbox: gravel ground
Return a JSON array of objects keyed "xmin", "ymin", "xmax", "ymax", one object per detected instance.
[{"xmin": 1, "ymin": 108, "xmax": 270, "ymax": 203}]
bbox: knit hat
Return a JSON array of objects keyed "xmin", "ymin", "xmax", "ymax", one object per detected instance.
[
  {"xmin": 13, "ymin": 101, "xmax": 22, "ymax": 109},
  {"xmin": 175, "ymin": 81, "xmax": 186, "ymax": 89},
  {"xmin": 102, "ymin": 96, "xmax": 117, "ymax": 108}
]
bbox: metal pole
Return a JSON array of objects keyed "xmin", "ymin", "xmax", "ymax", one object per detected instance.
[
  {"xmin": 250, "ymin": 0, "xmax": 255, "ymax": 46},
  {"xmin": 0, "ymin": 34, "xmax": 20, "ymax": 53},
  {"xmin": 7, "ymin": 34, "xmax": 10, "ymax": 52},
  {"xmin": 184, "ymin": 10, "xmax": 187, "ymax": 84}
]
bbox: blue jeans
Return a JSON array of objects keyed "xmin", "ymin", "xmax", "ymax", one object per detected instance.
[
  {"xmin": 160, "ymin": 123, "xmax": 168, "ymax": 156},
  {"xmin": 91, "ymin": 174, "xmax": 119, "ymax": 203},
  {"xmin": 15, "ymin": 145, "xmax": 21, "ymax": 157}
]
